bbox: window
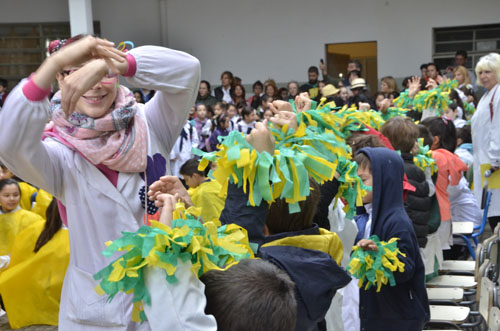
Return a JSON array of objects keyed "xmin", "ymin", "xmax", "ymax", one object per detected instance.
[
  {"xmin": 433, "ymin": 23, "xmax": 500, "ymax": 71},
  {"xmin": 0, "ymin": 22, "xmax": 100, "ymax": 89}
]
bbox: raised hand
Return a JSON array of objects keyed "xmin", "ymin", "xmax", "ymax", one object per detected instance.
[
  {"xmin": 59, "ymin": 59, "xmax": 109, "ymax": 116},
  {"xmin": 148, "ymin": 176, "xmax": 193, "ymax": 208},
  {"xmin": 268, "ymin": 100, "xmax": 293, "ymax": 114},
  {"xmin": 408, "ymin": 76, "xmax": 421, "ymax": 98},
  {"xmin": 269, "ymin": 111, "xmax": 298, "ymax": 132},
  {"xmin": 51, "ymin": 36, "xmax": 126, "ymax": 74},
  {"xmin": 295, "ymin": 92, "xmax": 312, "ymax": 112},
  {"xmin": 245, "ymin": 120, "xmax": 275, "ymax": 154}
]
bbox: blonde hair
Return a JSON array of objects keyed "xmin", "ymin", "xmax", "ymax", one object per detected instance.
[
  {"xmin": 453, "ymin": 65, "xmax": 471, "ymax": 85},
  {"xmin": 475, "ymin": 53, "xmax": 500, "ymax": 87},
  {"xmin": 381, "ymin": 76, "xmax": 398, "ymax": 93}
]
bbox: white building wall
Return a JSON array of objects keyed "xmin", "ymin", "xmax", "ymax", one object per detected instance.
[{"xmin": 1, "ymin": 0, "xmax": 500, "ymax": 85}]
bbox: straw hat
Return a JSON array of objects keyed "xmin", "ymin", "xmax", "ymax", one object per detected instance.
[
  {"xmin": 321, "ymin": 84, "xmax": 339, "ymax": 97},
  {"xmin": 350, "ymin": 78, "xmax": 367, "ymax": 89}
]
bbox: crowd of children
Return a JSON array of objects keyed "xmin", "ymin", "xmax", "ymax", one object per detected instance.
[{"xmin": 0, "ymin": 34, "xmax": 499, "ymax": 331}]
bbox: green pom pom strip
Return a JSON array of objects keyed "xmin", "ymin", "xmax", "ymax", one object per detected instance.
[
  {"xmin": 93, "ymin": 203, "xmax": 254, "ymax": 322},
  {"xmin": 347, "ymin": 235, "xmax": 406, "ymax": 292},
  {"xmin": 413, "ymin": 138, "xmax": 438, "ymax": 175},
  {"xmin": 194, "ymin": 104, "xmax": 369, "ymax": 218}
]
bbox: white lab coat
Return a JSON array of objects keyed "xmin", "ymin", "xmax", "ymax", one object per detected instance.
[
  {"xmin": 0, "ymin": 46, "xmax": 200, "ymax": 330},
  {"xmin": 471, "ymin": 83, "xmax": 500, "ymax": 217},
  {"xmin": 143, "ymin": 262, "xmax": 217, "ymax": 330}
]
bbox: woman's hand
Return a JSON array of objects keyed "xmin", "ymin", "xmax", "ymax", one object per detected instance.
[
  {"xmin": 245, "ymin": 120, "xmax": 275, "ymax": 154},
  {"xmin": 148, "ymin": 176, "xmax": 193, "ymax": 208},
  {"xmin": 156, "ymin": 193, "xmax": 178, "ymax": 227},
  {"xmin": 51, "ymin": 36, "xmax": 126, "ymax": 74},
  {"xmin": 32, "ymin": 36, "xmax": 126, "ymax": 91},
  {"xmin": 59, "ymin": 59, "xmax": 109, "ymax": 116},
  {"xmin": 269, "ymin": 111, "xmax": 298, "ymax": 132}
]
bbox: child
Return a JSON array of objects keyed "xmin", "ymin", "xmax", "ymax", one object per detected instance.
[
  {"xmin": 170, "ymin": 120, "xmax": 199, "ymax": 178},
  {"xmin": 381, "ymin": 117, "xmax": 431, "ymax": 248},
  {"xmin": 226, "ymin": 103, "xmax": 238, "ymax": 131},
  {"xmin": 421, "ymin": 116, "xmax": 467, "ymax": 250},
  {"xmin": 455, "ymin": 126, "xmax": 473, "ymax": 167},
  {"xmin": 237, "ymin": 106, "xmax": 258, "ymax": 134},
  {"xmin": 0, "ymin": 179, "xmax": 44, "ymax": 268},
  {"xmin": 352, "ymin": 148, "xmax": 429, "ymax": 330},
  {"xmin": 179, "ymin": 158, "xmax": 225, "ymax": 223},
  {"xmin": 0, "ymin": 198, "xmax": 69, "ymax": 328},
  {"xmin": 192, "ymin": 103, "xmax": 210, "ymax": 150},
  {"xmin": 444, "ymin": 102, "xmax": 467, "ymax": 128},
  {"xmin": 208, "ymin": 113, "xmax": 230, "ymax": 152},
  {"xmin": 262, "ymin": 108, "xmax": 273, "ymax": 121}
]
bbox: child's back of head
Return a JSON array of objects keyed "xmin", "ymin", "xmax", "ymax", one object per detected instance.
[
  {"xmin": 380, "ymin": 117, "xmax": 419, "ymax": 153},
  {"xmin": 200, "ymin": 259, "xmax": 297, "ymax": 331},
  {"xmin": 421, "ymin": 116, "xmax": 457, "ymax": 152},
  {"xmin": 265, "ymin": 179, "xmax": 320, "ymax": 234}
]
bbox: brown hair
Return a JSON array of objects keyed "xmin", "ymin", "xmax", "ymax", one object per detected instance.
[
  {"xmin": 349, "ymin": 134, "xmax": 386, "ymax": 154},
  {"xmin": 354, "ymin": 152, "xmax": 372, "ymax": 173},
  {"xmin": 34, "ymin": 198, "xmax": 63, "ymax": 252},
  {"xmin": 381, "ymin": 76, "xmax": 399, "ymax": 93},
  {"xmin": 200, "ymin": 259, "xmax": 297, "ymax": 331},
  {"xmin": 265, "ymin": 179, "xmax": 320, "ymax": 234},
  {"xmin": 380, "ymin": 117, "xmax": 419, "ymax": 153}
]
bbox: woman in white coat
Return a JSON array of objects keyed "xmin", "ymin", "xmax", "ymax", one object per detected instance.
[
  {"xmin": 471, "ymin": 53, "xmax": 500, "ymax": 231},
  {"xmin": 0, "ymin": 36, "xmax": 200, "ymax": 330}
]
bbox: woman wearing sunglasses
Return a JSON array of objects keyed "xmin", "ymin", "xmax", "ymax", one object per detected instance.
[{"xmin": 0, "ymin": 35, "xmax": 200, "ymax": 330}]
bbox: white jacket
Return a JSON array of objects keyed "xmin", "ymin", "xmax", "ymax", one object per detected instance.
[
  {"xmin": 0, "ymin": 46, "xmax": 200, "ymax": 330},
  {"xmin": 471, "ymin": 84, "xmax": 500, "ymax": 217}
]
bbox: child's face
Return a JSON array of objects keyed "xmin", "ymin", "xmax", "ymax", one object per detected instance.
[
  {"xmin": 357, "ymin": 166, "xmax": 373, "ymax": 204},
  {"xmin": 196, "ymin": 105, "xmax": 207, "ymax": 120},
  {"xmin": 228, "ymin": 106, "xmax": 237, "ymax": 118},
  {"xmin": 0, "ymin": 184, "xmax": 20, "ymax": 213},
  {"xmin": 182, "ymin": 174, "xmax": 199, "ymax": 189},
  {"xmin": 263, "ymin": 109, "xmax": 273, "ymax": 121},
  {"xmin": 444, "ymin": 107, "xmax": 458, "ymax": 120},
  {"xmin": 220, "ymin": 119, "xmax": 229, "ymax": 129},
  {"xmin": 253, "ymin": 85, "xmax": 263, "ymax": 95},
  {"xmin": 213, "ymin": 106, "xmax": 223, "ymax": 117},
  {"xmin": 375, "ymin": 95, "xmax": 385, "ymax": 109}
]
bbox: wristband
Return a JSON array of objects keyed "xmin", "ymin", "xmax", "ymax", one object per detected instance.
[{"xmin": 22, "ymin": 74, "xmax": 52, "ymax": 101}]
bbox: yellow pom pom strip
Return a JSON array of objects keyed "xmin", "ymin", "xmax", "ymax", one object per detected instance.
[
  {"xmin": 193, "ymin": 103, "xmax": 369, "ymax": 218},
  {"xmin": 413, "ymin": 138, "xmax": 438, "ymax": 175},
  {"xmin": 93, "ymin": 202, "xmax": 254, "ymax": 322},
  {"xmin": 394, "ymin": 79, "xmax": 458, "ymax": 116},
  {"xmin": 347, "ymin": 235, "xmax": 406, "ymax": 292}
]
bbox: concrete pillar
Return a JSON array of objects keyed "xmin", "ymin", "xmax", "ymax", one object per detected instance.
[{"xmin": 68, "ymin": 0, "xmax": 94, "ymax": 36}]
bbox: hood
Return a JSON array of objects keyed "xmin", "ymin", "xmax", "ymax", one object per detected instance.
[
  {"xmin": 357, "ymin": 147, "xmax": 407, "ymax": 236},
  {"xmin": 259, "ymin": 245, "xmax": 351, "ymax": 327}
]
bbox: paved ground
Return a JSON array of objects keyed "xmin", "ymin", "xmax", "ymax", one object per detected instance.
[{"xmin": 0, "ymin": 315, "xmax": 56, "ymax": 331}]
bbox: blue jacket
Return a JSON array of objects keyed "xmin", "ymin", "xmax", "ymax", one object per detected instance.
[
  {"xmin": 220, "ymin": 183, "xmax": 351, "ymax": 331},
  {"xmin": 356, "ymin": 148, "xmax": 430, "ymax": 331}
]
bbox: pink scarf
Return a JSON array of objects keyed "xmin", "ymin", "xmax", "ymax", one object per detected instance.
[{"xmin": 47, "ymin": 86, "xmax": 148, "ymax": 173}]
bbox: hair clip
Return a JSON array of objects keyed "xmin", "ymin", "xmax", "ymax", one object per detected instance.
[{"xmin": 117, "ymin": 41, "xmax": 134, "ymax": 52}]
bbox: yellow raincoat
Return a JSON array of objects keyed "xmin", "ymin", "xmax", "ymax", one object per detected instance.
[
  {"xmin": 188, "ymin": 180, "xmax": 226, "ymax": 223},
  {"xmin": 0, "ymin": 208, "xmax": 44, "ymax": 256},
  {"xmin": 18, "ymin": 182, "xmax": 53, "ymax": 219},
  {"xmin": 0, "ymin": 221, "xmax": 69, "ymax": 328}
]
